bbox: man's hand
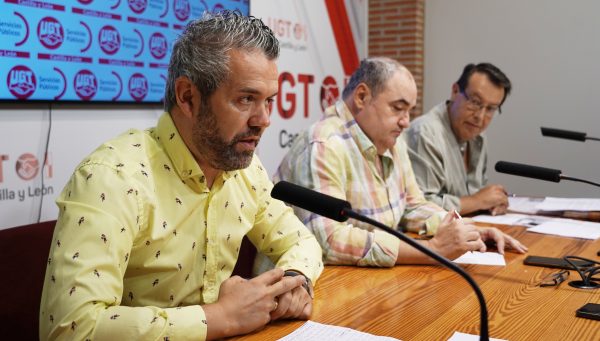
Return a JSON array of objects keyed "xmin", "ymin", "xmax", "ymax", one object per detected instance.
[
  {"xmin": 428, "ymin": 211, "xmax": 486, "ymax": 260},
  {"xmin": 270, "ymin": 283, "xmax": 312, "ymax": 321},
  {"xmin": 490, "ymin": 203, "xmax": 508, "ymax": 216},
  {"xmin": 204, "ymin": 268, "xmax": 305, "ymax": 340},
  {"xmin": 477, "ymin": 227, "xmax": 528, "ymax": 254},
  {"xmin": 474, "ymin": 184, "xmax": 508, "ymax": 214}
]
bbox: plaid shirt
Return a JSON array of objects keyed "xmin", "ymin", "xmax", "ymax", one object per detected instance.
[{"xmin": 274, "ymin": 101, "xmax": 446, "ymax": 267}]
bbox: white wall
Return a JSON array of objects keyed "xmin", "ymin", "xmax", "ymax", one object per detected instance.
[{"xmin": 424, "ymin": 0, "xmax": 600, "ymax": 198}]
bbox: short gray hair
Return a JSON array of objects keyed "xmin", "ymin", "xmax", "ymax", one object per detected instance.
[
  {"xmin": 342, "ymin": 57, "xmax": 408, "ymax": 100},
  {"xmin": 164, "ymin": 10, "xmax": 279, "ymax": 111}
]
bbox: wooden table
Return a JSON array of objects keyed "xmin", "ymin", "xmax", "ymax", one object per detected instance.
[{"xmin": 231, "ymin": 225, "xmax": 600, "ymax": 340}]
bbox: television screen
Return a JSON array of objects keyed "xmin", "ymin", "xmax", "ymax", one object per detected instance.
[{"xmin": 0, "ymin": 0, "xmax": 249, "ymax": 103}]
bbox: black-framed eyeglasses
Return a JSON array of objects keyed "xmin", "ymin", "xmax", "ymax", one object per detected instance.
[
  {"xmin": 460, "ymin": 90, "xmax": 502, "ymax": 117},
  {"xmin": 539, "ymin": 269, "xmax": 570, "ymax": 287}
]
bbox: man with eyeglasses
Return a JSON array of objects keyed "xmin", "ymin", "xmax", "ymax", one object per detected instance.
[{"xmin": 404, "ymin": 63, "xmax": 512, "ymax": 216}]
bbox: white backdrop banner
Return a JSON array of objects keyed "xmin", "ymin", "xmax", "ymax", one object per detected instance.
[{"xmin": 251, "ymin": 0, "xmax": 367, "ymax": 174}]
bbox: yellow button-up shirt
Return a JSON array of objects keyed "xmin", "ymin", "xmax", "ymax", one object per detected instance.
[{"xmin": 40, "ymin": 113, "xmax": 323, "ymax": 340}]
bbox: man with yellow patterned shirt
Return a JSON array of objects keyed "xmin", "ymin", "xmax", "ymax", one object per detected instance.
[
  {"xmin": 40, "ymin": 11, "xmax": 322, "ymax": 340},
  {"xmin": 275, "ymin": 57, "xmax": 527, "ymax": 267}
]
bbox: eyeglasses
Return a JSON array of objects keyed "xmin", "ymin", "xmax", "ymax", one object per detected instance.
[
  {"xmin": 539, "ymin": 270, "xmax": 570, "ymax": 287},
  {"xmin": 460, "ymin": 91, "xmax": 501, "ymax": 117}
]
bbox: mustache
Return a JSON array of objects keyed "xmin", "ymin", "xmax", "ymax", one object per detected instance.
[{"xmin": 231, "ymin": 127, "xmax": 263, "ymax": 144}]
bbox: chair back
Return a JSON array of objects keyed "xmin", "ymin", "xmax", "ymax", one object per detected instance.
[{"xmin": 0, "ymin": 220, "xmax": 56, "ymax": 341}]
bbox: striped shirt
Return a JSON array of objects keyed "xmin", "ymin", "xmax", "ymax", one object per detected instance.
[
  {"xmin": 274, "ymin": 101, "xmax": 446, "ymax": 267},
  {"xmin": 40, "ymin": 113, "xmax": 323, "ymax": 340}
]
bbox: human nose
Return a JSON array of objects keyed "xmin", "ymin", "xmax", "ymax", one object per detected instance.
[
  {"xmin": 249, "ymin": 103, "xmax": 271, "ymax": 128},
  {"xmin": 399, "ymin": 111, "xmax": 410, "ymax": 129}
]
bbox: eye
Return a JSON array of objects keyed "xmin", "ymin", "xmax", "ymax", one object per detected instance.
[
  {"xmin": 240, "ymin": 96, "xmax": 254, "ymax": 105},
  {"xmin": 266, "ymin": 97, "xmax": 275, "ymax": 105}
]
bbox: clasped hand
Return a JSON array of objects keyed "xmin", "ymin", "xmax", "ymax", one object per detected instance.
[{"xmin": 205, "ymin": 268, "xmax": 311, "ymax": 339}]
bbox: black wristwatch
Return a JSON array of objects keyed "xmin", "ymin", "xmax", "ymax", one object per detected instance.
[{"xmin": 284, "ymin": 270, "xmax": 313, "ymax": 298}]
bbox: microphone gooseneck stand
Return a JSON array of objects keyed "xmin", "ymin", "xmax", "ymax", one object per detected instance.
[
  {"xmin": 340, "ymin": 208, "xmax": 489, "ymax": 341},
  {"xmin": 270, "ymin": 181, "xmax": 489, "ymax": 341}
]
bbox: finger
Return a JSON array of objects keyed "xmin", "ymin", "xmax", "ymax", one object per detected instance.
[
  {"xmin": 269, "ymin": 275, "xmax": 304, "ymax": 297},
  {"xmin": 495, "ymin": 233, "xmax": 506, "ymax": 255},
  {"xmin": 270, "ymin": 292, "xmax": 291, "ymax": 320},
  {"xmin": 251, "ymin": 268, "xmax": 284, "ymax": 286},
  {"xmin": 282, "ymin": 287, "xmax": 302, "ymax": 319},
  {"xmin": 300, "ymin": 298, "xmax": 313, "ymax": 320},
  {"xmin": 465, "ymin": 230, "xmax": 482, "ymax": 243},
  {"xmin": 467, "ymin": 239, "xmax": 486, "ymax": 252},
  {"xmin": 508, "ymin": 238, "xmax": 528, "ymax": 253}
]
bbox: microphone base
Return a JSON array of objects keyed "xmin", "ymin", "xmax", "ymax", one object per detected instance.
[{"xmin": 568, "ymin": 280, "xmax": 600, "ymax": 289}]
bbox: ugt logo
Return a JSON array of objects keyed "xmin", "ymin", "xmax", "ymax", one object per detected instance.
[
  {"xmin": 7, "ymin": 65, "xmax": 36, "ymax": 100},
  {"xmin": 37, "ymin": 17, "xmax": 64, "ymax": 50},
  {"xmin": 128, "ymin": 0, "xmax": 148, "ymax": 14},
  {"xmin": 98, "ymin": 25, "xmax": 121, "ymax": 55},
  {"xmin": 15, "ymin": 153, "xmax": 39, "ymax": 181},
  {"xmin": 173, "ymin": 0, "xmax": 190, "ymax": 21},
  {"xmin": 128, "ymin": 73, "xmax": 148, "ymax": 102},
  {"xmin": 74, "ymin": 69, "xmax": 98, "ymax": 101},
  {"xmin": 320, "ymin": 76, "xmax": 339, "ymax": 112},
  {"xmin": 149, "ymin": 32, "xmax": 167, "ymax": 59}
]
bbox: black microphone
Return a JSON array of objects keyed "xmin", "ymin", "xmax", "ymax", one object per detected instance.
[
  {"xmin": 272, "ymin": 181, "xmax": 490, "ymax": 341},
  {"xmin": 495, "ymin": 161, "xmax": 600, "ymax": 188},
  {"xmin": 495, "ymin": 161, "xmax": 561, "ymax": 182},
  {"xmin": 541, "ymin": 127, "xmax": 600, "ymax": 142},
  {"xmin": 271, "ymin": 180, "xmax": 351, "ymax": 222}
]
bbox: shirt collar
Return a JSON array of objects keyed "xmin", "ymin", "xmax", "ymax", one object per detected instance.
[
  {"xmin": 156, "ymin": 113, "xmax": 204, "ymax": 182},
  {"xmin": 334, "ymin": 100, "xmax": 393, "ymax": 160}
]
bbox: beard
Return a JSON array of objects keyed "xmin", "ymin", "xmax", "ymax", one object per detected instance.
[{"xmin": 192, "ymin": 100, "xmax": 261, "ymax": 171}]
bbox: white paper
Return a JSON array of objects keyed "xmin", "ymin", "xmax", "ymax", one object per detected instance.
[
  {"xmin": 278, "ymin": 321, "xmax": 400, "ymax": 341},
  {"xmin": 508, "ymin": 196, "xmax": 544, "ymax": 214},
  {"xmin": 528, "ymin": 218, "xmax": 600, "ymax": 240},
  {"xmin": 453, "ymin": 251, "xmax": 506, "ymax": 266},
  {"xmin": 447, "ymin": 331, "xmax": 506, "ymax": 341},
  {"xmin": 473, "ymin": 213, "xmax": 535, "ymax": 226},
  {"xmin": 536, "ymin": 197, "xmax": 600, "ymax": 212}
]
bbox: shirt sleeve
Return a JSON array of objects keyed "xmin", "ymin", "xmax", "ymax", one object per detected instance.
[
  {"xmin": 246, "ymin": 162, "xmax": 324, "ymax": 283},
  {"xmin": 406, "ymin": 129, "xmax": 462, "ymax": 212},
  {"xmin": 397, "ymin": 142, "xmax": 447, "ymax": 236},
  {"xmin": 278, "ymin": 139, "xmax": 402, "ymax": 268},
  {"xmin": 39, "ymin": 163, "xmax": 207, "ymax": 341}
]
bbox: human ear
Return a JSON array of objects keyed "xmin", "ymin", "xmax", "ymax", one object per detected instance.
[
  {"xmin": 174, "ymin": 77, "xmax": 199, "ymax": 118},
  {"xmin": 353, "ymin": 83, "xmax": 371, "ymax": 110}
]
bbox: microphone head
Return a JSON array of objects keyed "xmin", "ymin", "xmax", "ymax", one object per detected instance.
[
  {"xmin": 271, "ymin": 181, "xmax": 351, "ymax": 222},
  {"xmin": 541, "ymin": 127, "xmax": 586, "ymax": 141},
  {"xmin": 495, "ymin": 161, "xmax": 562, "ymax": 183}
]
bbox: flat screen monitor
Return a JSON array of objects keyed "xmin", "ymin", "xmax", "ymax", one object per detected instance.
[{"xmin": 0, "ymin": 0, "xmax": 249, "ymax": 103}]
